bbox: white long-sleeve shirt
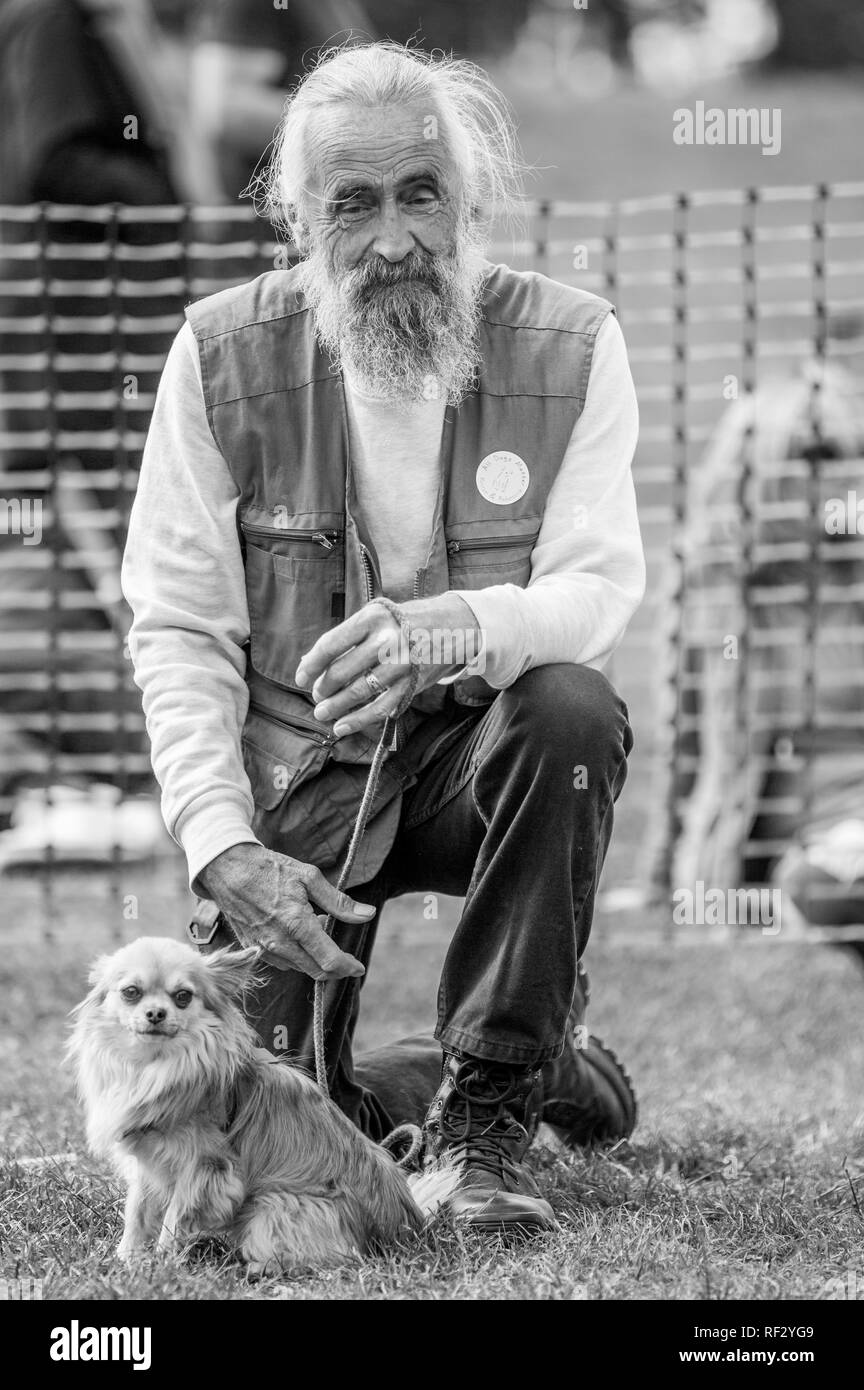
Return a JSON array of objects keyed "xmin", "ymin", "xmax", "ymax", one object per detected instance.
[{"xmin": 121, "ymin": 311, "xmax": 645, "ymax": 888}]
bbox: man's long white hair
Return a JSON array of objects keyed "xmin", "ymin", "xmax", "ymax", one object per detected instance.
[
  {"xmin": 253, "ymin": 40, "xmax": 526, "ymax": 246},
  {"xmin": 250, "ymin": 43, "xmax": 527, "ymax": 405}
]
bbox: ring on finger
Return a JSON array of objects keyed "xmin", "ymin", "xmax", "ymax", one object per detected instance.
[{"xmin": 363, "ymin": 669, "xmax": 387, "ymax": 700}]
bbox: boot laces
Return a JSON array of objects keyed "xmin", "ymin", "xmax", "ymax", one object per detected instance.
[{"xmin": 439, "ymin": 1063, "xmax": 530, "ymax": 1181}]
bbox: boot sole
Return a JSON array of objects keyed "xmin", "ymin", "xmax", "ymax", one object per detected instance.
[
  {"xmin": 455, "ymin": 1207, "xmax": 556, "ymax": 1233},
  {"xmin": 458, "ymin": 1215, "xmax": 556, "ymax": 1234},
  {"xmin": 447, "ymin": 1189, "xmax": 557, "ymax": 1232}
]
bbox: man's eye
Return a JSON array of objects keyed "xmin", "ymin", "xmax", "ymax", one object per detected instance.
[
  {"xmin": 173, "ymin": 990, "xmax": 193, "ymax": 1009},
  {"xmin": 339, "ymin": 202, "xmax": 374, "ymax": 223},
  {"xmin": 405, "ymin": 189, "xmax": 440, "ymax": 211},
  {"xmin": 120, "ymin": 986, "xmax": 141, "ymax": 1002},
  {"xmin": 331, "ymin": 192, "xmax": 375, "ymax": 223}
]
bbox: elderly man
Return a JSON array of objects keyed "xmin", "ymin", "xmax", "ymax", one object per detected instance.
[{"xmin": 122, "ymin": 41, "xmax": 645, "ymax": 1232}]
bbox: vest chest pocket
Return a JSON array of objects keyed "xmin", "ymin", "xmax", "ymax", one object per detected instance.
[
  {"xmin": 241, "ymin": 522, "xmax": 345, "ymax": 689},
  {"xmin": 445, "ymin": 524, "xmax": 541, "ymax": 591}
]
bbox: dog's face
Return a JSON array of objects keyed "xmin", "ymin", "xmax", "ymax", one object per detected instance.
[{"xmin": 78, "ymin": 937, "xmax": 259, "ymax": 1052}]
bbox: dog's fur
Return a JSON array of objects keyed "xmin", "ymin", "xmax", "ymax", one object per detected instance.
[{"xmin": 69, "ymin": 936, "xmax": 455, "ymax": 1272}]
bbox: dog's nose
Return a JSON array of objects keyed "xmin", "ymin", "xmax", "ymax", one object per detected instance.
[{"xmin": 145, "ymin": 1006, "xmax": 166, "ymax": 1024}]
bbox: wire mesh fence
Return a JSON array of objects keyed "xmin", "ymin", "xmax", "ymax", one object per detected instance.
[{"xmin": 1, "ymin": 186, "xmax": 863, "ymax": 940}]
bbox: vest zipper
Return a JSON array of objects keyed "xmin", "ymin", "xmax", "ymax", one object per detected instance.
[
  {"xmin": 243, "ymin": 524, "xmax": 342, "ymax": 550},
  {"xmin": 446, "ymin": 535, "xmax": 530, "ymax": 555},
  {"xmin": 359, "ymin": 543, "xmax": 375, "ymax": 601},
  {"xmin": 250, "ymin": 702, "xmax": 337, "ymax": 747}
]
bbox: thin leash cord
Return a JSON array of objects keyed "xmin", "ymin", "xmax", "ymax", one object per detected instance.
[
  {"xmin": 312, "ymin": 715, "xmax": 394, "ymax": 1094},
  {"xmin": 312, "ymin": 599, "xmax": 422, "ymax": 1160}
]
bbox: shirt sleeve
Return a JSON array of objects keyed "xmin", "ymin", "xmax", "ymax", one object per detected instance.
[
  {"xmin": 121, "ymin": 321, "xmax": 261, "ymax": 893},
  {"xmin": 448, "ymin": 312, "xmax": 646, "ymax": 688}
]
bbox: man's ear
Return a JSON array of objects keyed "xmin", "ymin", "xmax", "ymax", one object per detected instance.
[
  {"xmin": 288, "ymin": 208, "xmax": 311, "ymax": 256},
  {"xmin": 201, "ymin": 946, "xmax": 263, "ymax": 1005}
]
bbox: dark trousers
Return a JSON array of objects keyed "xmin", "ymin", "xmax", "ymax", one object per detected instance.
[{"xmin": 212, "ymin": 664, "xmax": 632, "ymax": 1140}]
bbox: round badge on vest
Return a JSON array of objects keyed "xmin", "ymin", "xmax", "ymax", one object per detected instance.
[{"xmin": 476, "ymin": 451, "xmax": 530, "ymax": 505}]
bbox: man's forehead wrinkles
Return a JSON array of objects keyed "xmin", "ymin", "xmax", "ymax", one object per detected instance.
[{"xmin": 320, "ymin": 147, "xmax": 449, "ymax": 186}]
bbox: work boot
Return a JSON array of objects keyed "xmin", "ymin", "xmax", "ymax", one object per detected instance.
[
  {"xmin": 541, "ymin": 1035, "xmax": 637, "ymax": 1146},
  {"xmin": 540, "ymin": 963, "xmax": 637, "ymax": 1147},
  {"xmin": 422, "ymin": 1052, "xmax": 555, "ymax": 1232}
]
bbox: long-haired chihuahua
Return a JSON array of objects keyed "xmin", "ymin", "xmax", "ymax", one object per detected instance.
[{"xmin": 69, "ymin": 936, "xmax": 454, "ymax": 1273}]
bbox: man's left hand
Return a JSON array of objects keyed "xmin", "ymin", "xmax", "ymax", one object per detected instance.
[{"xmin": 295, "ymin": 594, "xmax": 481, "ymax": 738}]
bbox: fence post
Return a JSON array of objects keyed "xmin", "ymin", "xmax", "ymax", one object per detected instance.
[
  {"xmin": 658, "ymin": 192, "xmax": 690, "ymax": 926},
  {"xmin": 732, "ymin": 187, "xmax": 759, "ymax": 885}
]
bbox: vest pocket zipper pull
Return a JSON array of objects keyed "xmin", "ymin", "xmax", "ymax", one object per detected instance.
[
  {"xmin": 242, "ymin": 522, "xmax": 342, "ymax": 548},
  {"xmin": 447, "ymin": 534, "xmax": 537, "ymax": 555}
]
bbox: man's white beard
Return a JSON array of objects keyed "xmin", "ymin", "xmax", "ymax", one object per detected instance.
[{"xmin": 297, "ymin": 231, "xmax": 487, "ymax": 407}]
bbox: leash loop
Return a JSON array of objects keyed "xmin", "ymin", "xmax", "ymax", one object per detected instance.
[{"xmin": 379, "ymin": 1123, "xmax": 424, "ymax": 1169}]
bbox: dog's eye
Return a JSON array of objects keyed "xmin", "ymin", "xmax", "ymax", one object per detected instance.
[
  {"xmin": 120, "ymin": 986, "xmax": 141, "ymax": 1002},
  {"xmin": 173, "ymin": 990, "xmax": 193, "ymax": 1009}
]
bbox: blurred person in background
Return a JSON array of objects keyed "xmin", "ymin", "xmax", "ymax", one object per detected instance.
[
  {"xmin": 645, "ymin": 320, "xmax": 864, "ymax": 961},
  {"xmin": 0, "ymin": 0, "xmax": 217, "ymax": 204},
  {"xmin": 190, "ymin": 0, "xmax": 531, "ymax": 202},
  {"xmin": 0, "ymin": 0, "xmax": 213, "ymax": 868},
  {"xmin": 766, "ymin": 0, "xmax": 864, "ymax": 69}
]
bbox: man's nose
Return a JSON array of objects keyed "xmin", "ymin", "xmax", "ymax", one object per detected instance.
[
  {"xmin": 371, "ymin": 204, "xmax": 414, "ymax": 262},
  {"xmin": 145, "ymin": 1005, "xmax": 166, "ymax": 1023}
]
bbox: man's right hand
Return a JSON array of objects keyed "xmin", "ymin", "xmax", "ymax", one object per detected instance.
[{"xmin": 198, "ymin": 843, "xmax": 374, "ymax": 980}]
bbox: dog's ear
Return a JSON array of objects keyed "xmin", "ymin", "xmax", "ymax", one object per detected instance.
[
  {"xmin": 69, "ymin": 953, "xmax": 113, "ymax": 1020},
  {"xmin": 87, "ymin": 953, "xmax": 114, "ymax": 992},
  {"xmin": 200, "ymin": 946, "xmax": 262, "ymax": 1005}
]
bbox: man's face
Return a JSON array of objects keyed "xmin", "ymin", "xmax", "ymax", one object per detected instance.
[
  {"xmin": 304, "ymin": 102, "xmax": 460, "ymax": 273},
  {"xmin": 295, "ymin": 102, "xmax": 485, "ymax": 405}
]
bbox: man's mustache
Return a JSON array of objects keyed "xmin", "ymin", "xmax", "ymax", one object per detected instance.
[{"xmin": 343, "ymin": 252, "xmax": 447, "ymax": 301}]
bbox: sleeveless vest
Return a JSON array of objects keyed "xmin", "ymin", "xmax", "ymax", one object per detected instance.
[{"xmin": 186, "ymin": 262, "xmax": 612, "ymax": 883}]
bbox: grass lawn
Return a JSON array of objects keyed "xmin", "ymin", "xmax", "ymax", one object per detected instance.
[{"xmin": 2, "ymin": 878, "xmax": 863, "ymax": 1301}]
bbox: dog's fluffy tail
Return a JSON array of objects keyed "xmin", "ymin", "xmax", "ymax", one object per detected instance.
[{"xmin": 407, "ymin": 1160, "xmax": 462, "ymax": 1219}]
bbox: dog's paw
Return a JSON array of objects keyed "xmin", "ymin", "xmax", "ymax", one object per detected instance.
[
  {"xmin": 115, "ymin": 1243, "xmax": 147, "ymax": 1265},
  {"xmin": 245, "ymin": 1256, "xmax": 294, "ymax": 1280},
  {"xmin": 155, "ymin": 1232, "xmax": 185, "ymax": 1260}
]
